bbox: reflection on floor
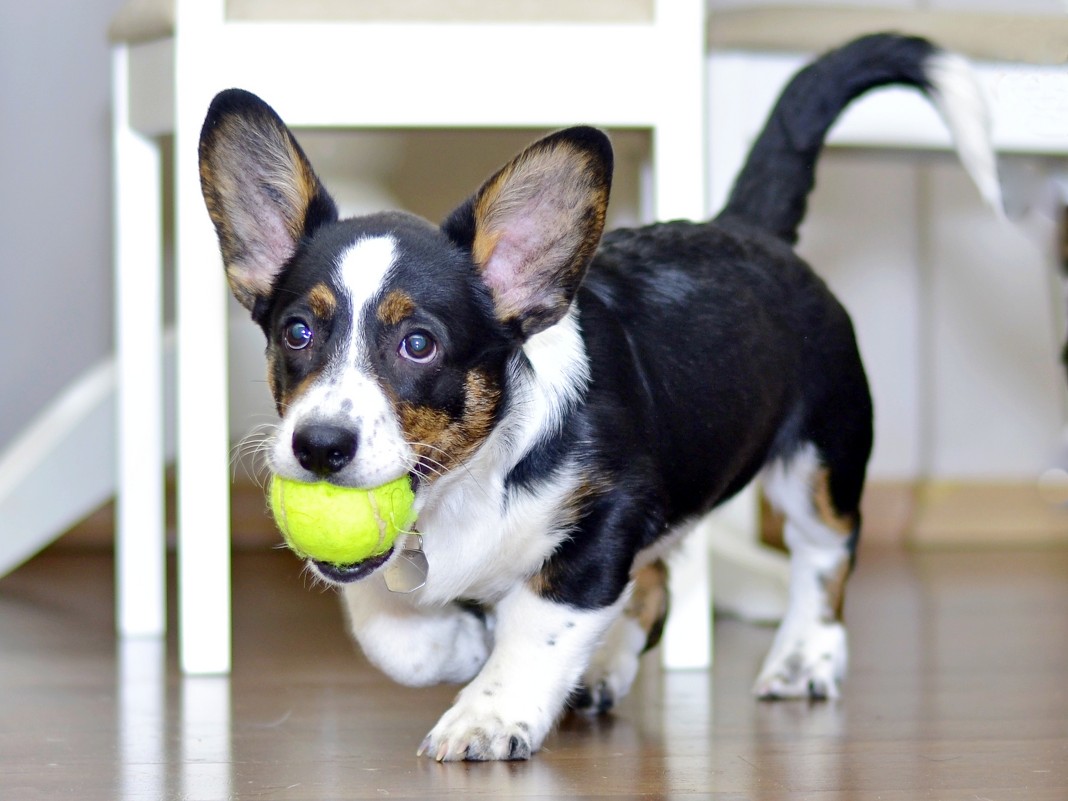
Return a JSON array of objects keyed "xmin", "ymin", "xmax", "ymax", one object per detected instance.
[{"xmin": 2, "ymin": 546, "xmax": 1067, "ymax": 799}]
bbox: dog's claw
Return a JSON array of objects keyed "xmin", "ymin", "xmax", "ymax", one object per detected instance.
[
  {"xmin": 755, "ymin": 622, "xmax": 847, "ymax": 701},
  {"xmin": 419, "ymin": 724, "xmax": 535, "ymax": 762}
]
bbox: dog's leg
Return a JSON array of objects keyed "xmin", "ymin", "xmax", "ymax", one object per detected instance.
[
  {"xmin": 341, "ymin": 579, "xmax": 493, "ymax": 688},
  {"xmin": 755, "ymin": 443, "xmax": 861, "ymax": 700},
  {"xmin": 570, "ymin": 560, "xmax": 669, "ymax": 714},
  {"xmin": 419, "ymin": 584, "xmax": 624, "ymax": 761}
]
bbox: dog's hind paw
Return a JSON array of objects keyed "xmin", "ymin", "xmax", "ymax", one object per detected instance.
[
  {"xmin": 753, "ymin": 620, "xmax": 847, "ymax": 701},
  {"xmin": 568, "ymin": 679, "xmax": 616, "ymax": 714},
  {"xmin": 568, "ymin": 608, "xmax": 647, "ymax": 715},
  {"xmin": 753, "ymin": 655, "xmax": 840, "ymax": 700}
]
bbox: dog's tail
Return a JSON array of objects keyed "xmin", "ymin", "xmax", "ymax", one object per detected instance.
[{"xmin": 717, "ymin": 33, "xmax": 1001, "ymax": 244}]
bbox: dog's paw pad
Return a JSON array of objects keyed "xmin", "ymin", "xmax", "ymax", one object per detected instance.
[{"xmin": 419, "ymin": 721, "xmax": 533, "ymax": 762}]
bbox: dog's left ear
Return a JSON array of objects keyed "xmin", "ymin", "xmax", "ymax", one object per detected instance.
[{"xmin": 443, "ymin": 127, "xmax": 612, "ymax": 338}]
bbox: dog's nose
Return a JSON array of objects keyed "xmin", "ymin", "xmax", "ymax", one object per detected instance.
[{"xmin": 292, "ymin": 424, "xmax": 357, "ymax": 477}]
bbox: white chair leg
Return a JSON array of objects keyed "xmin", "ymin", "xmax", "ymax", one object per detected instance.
[
  {"xmin": 652, "ymin": 0, "xmax": 713, "ymax": 671},
  {"xmin": 173, "ymin": 5, "xmax": 232, "ymax": 673},
  {"xmin": 173, "ymin": 215, "xmax": 233, "ymax": 675},
  {"xmin": 112, "ymin": 45, "xmax": 166, "ymax": 639},
  {"xmin": 173, "ymin": 149, "xmax": 232, "ymax": 674}
]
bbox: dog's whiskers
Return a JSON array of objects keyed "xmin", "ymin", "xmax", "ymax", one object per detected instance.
[
  {"xmin": 407, "ymin": 440, "xmax": 494, "ymax": 500},
  {"xmin": 298, "ymin": 560, "xmax": 335, "ymax": 593},
  {"xmin": 232, "ymin": 421, "xmax": 279, "ymax": 489}
]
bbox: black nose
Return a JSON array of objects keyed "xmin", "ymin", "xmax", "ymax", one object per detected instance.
[{"xmin": 292, "ymin": 424, "xmax": 357, "ymax": 477}]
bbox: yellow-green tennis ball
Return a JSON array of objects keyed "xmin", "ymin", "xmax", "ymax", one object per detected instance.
[{"xmin": 269, "ymin": 475, "xmax": 416, "ymax": 565}]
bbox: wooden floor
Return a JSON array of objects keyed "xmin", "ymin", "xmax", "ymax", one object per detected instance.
[{"xmin": 2, "ymin": 544, "xmax": 1067, "ymax": 800}]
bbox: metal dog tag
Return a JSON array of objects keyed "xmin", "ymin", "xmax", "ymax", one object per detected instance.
[{"xmin": 384, "ymin": 534, "xmax": 428, "ymax": 593}]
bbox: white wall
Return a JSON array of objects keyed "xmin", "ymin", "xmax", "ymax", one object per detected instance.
[
  {"xmin": 797, "ymin": 153, "xmax": 926, "ymax": 478},
  {"xmin": 801, "ymin": 152, "xmax": 1065, "ymax": 480},
  {"xmin": 922, "ymin": 161, "xmax": 1064, "ymax": 477}
]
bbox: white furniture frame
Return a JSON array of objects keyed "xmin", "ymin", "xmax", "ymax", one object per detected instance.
[
  {"xmin": 113, "ymin": 1, "xmax": 1068, "ymax": 679},
  {"xmin": 112, "ymin": 0, "xmax": 712, "ymax": 675},
  {"xmin": 707, "ymin": 8, "xmax": 1068, "ymax": 221}
]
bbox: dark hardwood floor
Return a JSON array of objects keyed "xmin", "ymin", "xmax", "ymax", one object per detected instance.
[{"xmin": 2, "ymin": 543, "xmax": 1067, "ymax": 799}]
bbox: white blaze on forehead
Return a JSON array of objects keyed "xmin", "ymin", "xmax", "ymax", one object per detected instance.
[
  {"xmin": 266, "ymin": 231, "xmax": 413, "ymax": 487},
  {"xmin": 337, "ymin": 235, "xmax": 398, "ymax": 324}
]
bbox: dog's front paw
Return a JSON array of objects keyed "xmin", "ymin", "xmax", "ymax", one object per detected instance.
[
  {"xmin": 343, "ymin": 587, "xmax": 492, "ymax": 687},
  {"xmin": 754, "ymin": 620, "xmax": 847, "ymax": 700},
  {"xmin": 418, "ymin": 699, "xmax": 538, "ymax": 762},
  {"xmin": 415, "ymin": 584, "xmax": 622, "ymax": 760}
]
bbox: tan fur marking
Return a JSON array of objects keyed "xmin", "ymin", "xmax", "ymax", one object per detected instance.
[
  {"xmin": 200, "ymin": 112, "xmax": 322, "ymax": 311},
  {"xmin": 225, "ymin": 276, "xmax": 263, "ymax": 313},
  {"xmin": 262, "ymin": 123, "xmax": 320, "ymax": 242},
  {"xmin": 377, "ymin": 290, "xmax": 416, "ymax": 326},
  {"xmin": 553, "ymin": 475, "xmax": 612, "ymax": 533},
  {"xmin": 266, "ymin": 357, "xmax": 281, "ymax": 413},
  {"xmin": 399, "ymin": 404, "xmax": 451, "ymax": 451},
  {"xmin": 308, "ymin": 283, "xmax": 337, "ymax": 319},
  {"xmin": 818, "ymin": 558, "xmax": 852, "ymax": 623},
  {"xmin": 470, "ymin": 141, "xmax": 609, "ymax": 327},
  {"xmin": 627, "ymin": 561, "xmax": 671, "ymax": 646},
  {"xmin": 812, "ymin": 468, "xmax": 856, "ymax": 535},
  {"xmin": 526, "ymin": 570, "xmax": 550, "ymax": 598},
  {"xmin": 471, "ymin": 227, "xmax": 503, "ymax": 277},
  {"xmin": 458, "ymin": 369, "xmax": 500, "ymax": 449},
  {"xmin": 472, "ymin": 143, "xmax": 604, "ymax": 251},
  {"xmin": 278, "ymin": 371, "xmax": 321, "ymax": 415},
  {"xmin": 399, "ymin": 369, "xmax": 501, "ymax": 478}
]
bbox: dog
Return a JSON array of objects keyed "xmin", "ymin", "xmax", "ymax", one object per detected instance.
[{"xmin": 198, "ymin": 33, "xmax": 998, "ymax": 761}]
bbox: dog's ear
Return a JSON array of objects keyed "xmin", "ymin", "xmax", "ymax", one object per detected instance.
[
  {"xmin": 198, "ymin": 89, "xmax": 337, "ymax": 316},
  {"xmin": 442, "ymin": 127, "xmax": 612, "ymax": 338}
]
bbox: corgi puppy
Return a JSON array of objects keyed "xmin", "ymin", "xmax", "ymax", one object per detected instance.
[{"xmin": 198, "ymin": 33, "xmax": 998, "ymax": 761}]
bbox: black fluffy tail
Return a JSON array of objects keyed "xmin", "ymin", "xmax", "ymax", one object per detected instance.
[{"xmin": 717, "ymin": 33, "xmax": 999, "ymax": 244}]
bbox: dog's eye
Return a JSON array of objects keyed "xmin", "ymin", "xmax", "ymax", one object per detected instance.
[
  {"xmin": 283, "ymin": 319, "xmax": 313, "ymax": 351},
  {"xmin": 399, "ymin": 331, "xmax": 437, "ymax": 363}
]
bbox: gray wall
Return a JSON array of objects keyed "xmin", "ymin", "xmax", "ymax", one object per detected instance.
[{"xmin": 0, "ymin": 0, "xmax": 126, "ymax": 452}]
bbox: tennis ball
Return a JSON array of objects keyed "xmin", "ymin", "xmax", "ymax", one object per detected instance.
[{"xmin": 269, "ymin": 475, "xmax": 416, "ymax": 565}]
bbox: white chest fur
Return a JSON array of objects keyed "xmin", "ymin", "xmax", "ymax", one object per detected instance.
[{"xmin": 408, "ymin": 308, "xmax": 589, "ymax": 606}]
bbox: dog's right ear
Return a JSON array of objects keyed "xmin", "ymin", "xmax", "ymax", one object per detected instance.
[{"xmin": 198, "ymin": 89, "xmax": 337, "ymax": 317}]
